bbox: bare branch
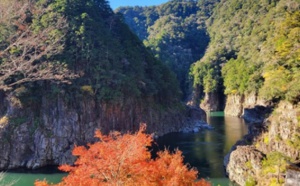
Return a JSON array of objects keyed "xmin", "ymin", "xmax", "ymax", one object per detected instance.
[{"xmin": 0, "ymin": 1, "xmax": 77, "ymax": 91}]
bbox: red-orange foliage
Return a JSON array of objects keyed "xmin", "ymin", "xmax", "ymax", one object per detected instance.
[{"xmin": 35, "ymin": 125, "xmax": 210, "ymax": 186}]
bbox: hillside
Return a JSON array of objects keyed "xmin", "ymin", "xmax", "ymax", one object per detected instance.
[
  {"xmin": 0, "ymin": 0, "xmax": 180, "ymax": 104},
  {"xmin": 1, "ymin": 0, "xmax": 299, "ymax": 184},
  {"xmin": 189, "ymin": 0, "xmax": 300, "ymax": 185},
  {"xmin": 118, "ymin": 0, "xmax": 300, "ymax": 185},
  {"xmin": 115, "ymin": 0, "xmax": 299, "ymax": 110},
  {"xmin": 0, "ymin": 0, "xmax": 191, "ymax": 170},
  {"xmin": 191, "ymin": 0, "xmax": 300, "ymax": 111},
  {"xmin": 116, "ymin": 0, "xmax": 220, "ymax": 99}
]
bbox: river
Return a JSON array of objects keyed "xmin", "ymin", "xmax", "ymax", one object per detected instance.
[
  {"xmin": 1, "ymin": 112, "xmax": 247, "ymax": 186},
  {"xmin": 155, "ymin": 112, "xmax": 247, "ymax": 185}
]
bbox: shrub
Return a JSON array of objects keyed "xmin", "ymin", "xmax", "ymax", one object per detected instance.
[
  {"xmin": 262, "ymin": 152, "xmax": 289, "ymax": 185},
  {"xmin": 245, "ymin": 176, "xmax": 256, "ymax": 186}
]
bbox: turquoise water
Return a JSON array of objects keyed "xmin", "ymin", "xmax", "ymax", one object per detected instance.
[
  {"xmin": 207, "ymin": 111, "xmax": 225, "ymax": 117},
  {"xmin": 1, "ymin": 173, "xmax": 231, "ymax": 186},
  {"xmin": 156, "ymin": 112, "xmax": 247, "ymax": 186},
  {"xmin": 1, "ymin": 172, "xmax": 65, "ymax": 186},
  {"xmin": 1, "ymin": 112, "xmax": 246, "ymax": 186}
]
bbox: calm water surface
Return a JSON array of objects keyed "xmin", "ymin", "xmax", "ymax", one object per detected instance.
[
  {"xmin": 156, "ymin": 112, "xmax": 248, "ymax": 185},
  {"xmin": 1, "ymin": 112, "xmax": 247, "ymax": 186},
  {"xmin": 1, "ymin": 167, "xmax": 65, "ymax": 186},
  {"xmin": 1, "ymin": 172, "xmax": 65, "ymax": 186}
]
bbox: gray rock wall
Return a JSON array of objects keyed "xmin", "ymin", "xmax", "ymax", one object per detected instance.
[
  {"xmin": 0, "ymin": 93, "xmax": 202, "ymax": 170},
  {"xmin": 224, "ymin": 93, "xmax": 269, "ymax": 118},
  {"xmin": 224, "ymin": 94, "xmax": 244, "ymax": 117},
  {"xmin": 224, "ymin": 101, "xmax": 300, "ymax": 185},
  {"xmin": 255, "ymin": 102, "xmax": 300, "ymax": 161},
  {"xmin": 226, "ymin": 146, "xmax": 264, "ymax": 186},
  {"xmin": 200, "ymin": 92, "xmax": 224, "ymax": 112},
  {"xmin": 285, "ymin": 167, "xmax": 300, "ymax": 186}
]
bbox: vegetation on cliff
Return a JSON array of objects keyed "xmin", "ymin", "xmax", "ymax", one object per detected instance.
[
  {"xmin": 0, "ymin": 0, "xmax": 180, "ymax": 105},
  {"xmin": 0, "ymin": 0, "xmax": 188, "ymax": 171},
  {"xmin": 191, "ymin": 0, "xmax": 300, "ymax": 104},
  {"xmin": 35, "ymin": 126, "xmax": 210, "ymax": 186},
  {"xmin": 116, "ymin": 0, "xmax": 220, "ymax": 99},
  {"xmin": 0, "ymin": 0, "xmax": 76, "ymax": 91},
  {"xmin": 1, "ymin": 0, "xmax": 299, "ymax": 184},
  {"xmin": 184, "ymin": 0, "xmax": 300, "ymax": 185}
]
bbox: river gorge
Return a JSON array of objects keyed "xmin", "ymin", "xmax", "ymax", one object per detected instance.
[{"xmin": 2, "ymin": 112, "xmax": 247, "ymax": 185}]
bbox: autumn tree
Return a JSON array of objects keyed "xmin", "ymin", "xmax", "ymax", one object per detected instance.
[
  {"xmin": 35, "ymin": 125, "xmax": 210, "ymax": 186},
  {"xmin": 0, "ymin": 0, "xmax": 76, "ymax": 91}
]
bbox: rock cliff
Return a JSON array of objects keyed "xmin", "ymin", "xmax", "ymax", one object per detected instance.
[
  {"xmin": 0, "ymin": 92, "xmax": 204, "ymax": 170},
  {"xmin": 224, "ymin": 93, "xmax": 271, "ymax": 119},
  {"xmin": 0, "ymin": 0, "xmax": 205, "ymax": 171},
  {"xmin": 224, "ymin": 101, "xmax": 300, "ymax": 185},
  {"xmin": 200, "ymin": 92, "xmax": 224, "ymax": 112},
  {"xmin": 224, "ymin": 94, "xmax": 244, "ymax": 117}
]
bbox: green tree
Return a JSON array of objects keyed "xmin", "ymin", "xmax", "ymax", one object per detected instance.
[
  {"xmin": 117, "ymin": 0, "xmax": 219, "ymax": 99},
  {"xmin": 191, "ymin": 0, "xmax": 300, "ymax": 104},
  {"xmin": 222, "ymin": 58, "xmax": 253, "ymax": 95}
]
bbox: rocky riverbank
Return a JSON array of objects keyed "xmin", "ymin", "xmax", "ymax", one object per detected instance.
[{"xmin": 224, "ymin": 101, "xmax": 300, "ymax": 185}]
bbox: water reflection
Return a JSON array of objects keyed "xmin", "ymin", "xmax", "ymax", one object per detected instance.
[
  {"xmin": 156, "ymin": 112, "xmax": 248, "ymax": 180},
  {"xmin": 223, "ymin": 116, "xmax": 248, "ymax": 152},
  {"xmin": 2, "ymin": 172, "xmax": 66, "ymax": 186}
]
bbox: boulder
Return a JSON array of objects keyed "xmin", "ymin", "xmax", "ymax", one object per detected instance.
[{"xmin": 226, "ymin": 146, "xmax": 265, "ymax": 186}]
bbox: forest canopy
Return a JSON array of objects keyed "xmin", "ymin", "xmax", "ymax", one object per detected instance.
[
  {"xmin": 190, "ymin": 0, "xmax": 300, "ymax": 103},
  {"xmin": 116, "ymin": 0, "xmax": 220, "ymax": 99},
  {"xmin": 0, "ymin": 0, "xmax": 181, "ymax": 105}
]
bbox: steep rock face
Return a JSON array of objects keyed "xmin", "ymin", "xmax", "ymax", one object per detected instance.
[
  {"xmin": 0, "ymin": 0, "xmax": 197, "ymax": 171},
  {"xmin": 200, "ymin": 92, "xmax": 223, "ymax": 112},
  {"xmin": 224, "ymin": 93, "xmax": 269, "ymax": 117},
  {"xmin": 224, "ymin": 94, "xmax": 244, "ymax": 116},
  {"xmin": 255, "ymin": 102, "xmax": 300, "ymax": 161},
  {"xmin": 0, "ymin": 93, "xmax": 200, "ymax": 170},
  {"xmin": 225, "ymin": 101, "xmax": 300, "ymax": 185}
]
